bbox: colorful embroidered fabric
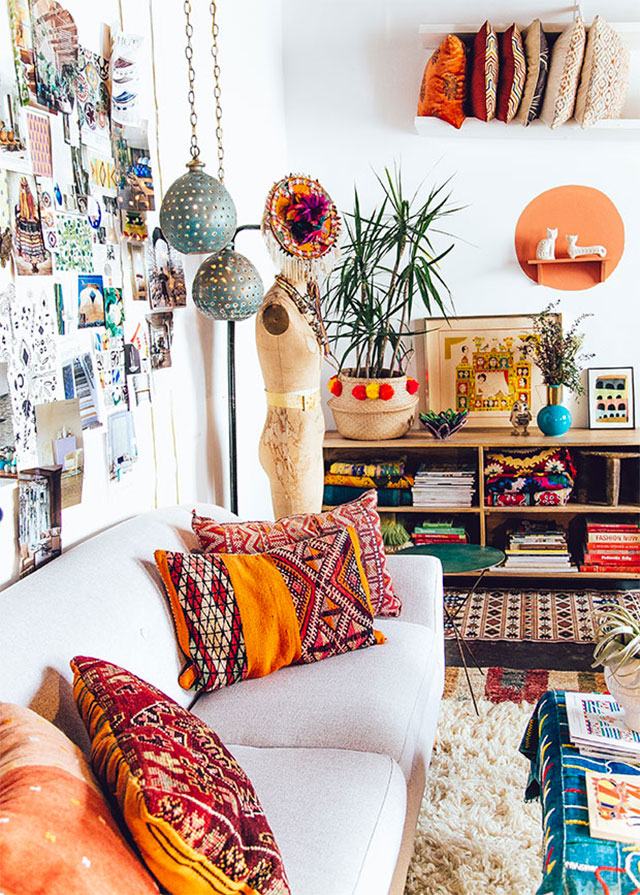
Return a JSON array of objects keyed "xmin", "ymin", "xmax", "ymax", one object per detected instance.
[
  {"xmin": 323, "ymin": 484, "xmax": 413, "ymax": 508},
  {"xmin": 574, "ymin": 16, "xmax": 630, "ymax": 128},
  {"xmin": 156, "ymin": 528, "xmax": 384, "ymax": 693},
  {"xmin": 521, "ymin": 690, "xmax": 640, "ymax": 895},
  {"xmin": 71, "ymin": 656, "xmax": 291, "ymax": 895},
  {"xmin": 262, "ymin": 175, "xmax": 340, "ymax": 262},
  {"xmin": 192, "ymin": 490, "xmax": 401, "ymax": 617},
  {"xmin": 484, "ymin": 448, "xmax": 575, "ymax": 507},
  {"xmin": 329, "ymin": 460, "xmax": 406, "ymax": 477},
  {"xmin": 0, "ymin": 702, "xmax": 159, "ymax": 895},
  {"xmin": 470, "ymin": 21, "xmax": 498, "ymax": 121},
  {"xmin": 324, "ymin": 473, "xmax": 414, "ymax": 490},
  {"xmin": 540, "ymin": 17, "xmax": 586, "ymax": 129},
  {"xmin": 417, "ymin": 34, "xmax": 467, "ymax": 129},
  {"xmin": 496, "ymin": 24, "xmax": 527, "ymax": 122},
  {"xmin": 516, "ymin": 19, "xmax": 550, "ymax": 125}
]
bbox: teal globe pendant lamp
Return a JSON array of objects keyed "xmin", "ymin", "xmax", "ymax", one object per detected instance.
[{"xmin": 159, "ymin": 0, "xmax": 237, "ymax": 255}]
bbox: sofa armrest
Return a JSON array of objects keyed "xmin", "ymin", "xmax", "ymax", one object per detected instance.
[{"xmin": 384, "ymin": 554, "xmax": 443, "ymax": 634}]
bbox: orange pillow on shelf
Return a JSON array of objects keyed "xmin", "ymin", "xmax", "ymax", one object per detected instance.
[{"xmin": 417, "ymin": 34, "xmax": 467, "ymax": 129}]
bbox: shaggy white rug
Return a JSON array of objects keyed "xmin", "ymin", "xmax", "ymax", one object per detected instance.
[{"xmin": 405, "ymin": 699, "xmax": 543, "ymax": 895}]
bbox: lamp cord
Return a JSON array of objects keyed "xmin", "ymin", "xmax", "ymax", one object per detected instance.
[{"xmin": 209, "ymin": 0, "xmax": 225, "ymax": 182}]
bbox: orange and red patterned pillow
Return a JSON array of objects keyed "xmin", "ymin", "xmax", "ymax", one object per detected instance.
[
  {"xmin": 470, "ymin": 21, "xmax": 499, "ymax": 121},
  {"xmin": 416, "ymin": 34, "xmax": 467, "ymax": 129},
  {"xmin": 71, "ymin": 656, "xmax": 291, "ymax": 895},
  {"xmin": 496, "ymin": 24, "xmax": 526, "ymax": 122},
  {"xmin": 191, "ymin": 489, "xmax": 401, "ymax": 617},
  {"xmin": 156, "ymin": 527, "xmax": 384, "ymax": 693}
]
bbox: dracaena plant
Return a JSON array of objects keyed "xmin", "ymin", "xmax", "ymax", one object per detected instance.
[
  {"xmin": 592, "ymin": 604, "xmax": 640, "ymax": 674},
  {"xmin": 323, "ymin": 166, "xmax": 459, "ymax": 378}
]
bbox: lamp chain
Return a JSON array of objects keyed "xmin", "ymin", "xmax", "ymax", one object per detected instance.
[
  {"xmin": 209, "ymin": 0, "xmax": 225, "ymax": 182},
  {"xmin": 184, "ymin": 0, "xmax": 199, "ymax": 161}
]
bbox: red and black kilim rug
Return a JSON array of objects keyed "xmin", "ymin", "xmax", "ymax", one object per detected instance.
[{"xmin": 444, "ymin": 666, "xmax": 606, "ymax": 705}]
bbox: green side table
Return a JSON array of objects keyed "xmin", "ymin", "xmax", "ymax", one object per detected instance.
[{"xmin": 399, "ymin": 544, "xmax": 505, "ymax": 713}]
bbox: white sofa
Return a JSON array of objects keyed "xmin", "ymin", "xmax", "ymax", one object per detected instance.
[{"xmin": 0, "ymin": 504, "xmax": 444, "ymax": 895}]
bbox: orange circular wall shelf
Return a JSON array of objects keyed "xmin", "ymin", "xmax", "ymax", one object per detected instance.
[{"xmin": 514, "ymin": 185, "xmax": 624, "ymax": 290}]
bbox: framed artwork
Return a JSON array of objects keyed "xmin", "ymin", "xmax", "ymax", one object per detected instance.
[
  {"xmin": 420, "ymin": 314, "xmax": 554, "ymax": 427},
  {"xmin": 587, "ymin": 367, "xmax": 635, "ymax": 430}
]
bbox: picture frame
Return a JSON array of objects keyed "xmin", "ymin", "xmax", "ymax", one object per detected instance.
[
  {"xmin": 418, "ymin": 313, "xmax": 555, "ymax": 427},
  {"xmin": 587, "ymin": 367, "xmax": 635, "ymax": 430}
]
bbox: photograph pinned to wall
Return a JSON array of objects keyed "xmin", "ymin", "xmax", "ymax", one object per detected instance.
[
  {"xmin": 421, "ymin": 314, "xmax": 551, "ymax": 427},
  {"xmin": 54, "ymin": 213, "xmax": 93, "ymax": 271},
  {"xmin": 53, "ymin": 281, "xmax": 64, "ymax": 333},
  {"xmin": 111, "ymin": 32, "xmax": 144, "ymax": 126},
  {"xmin": 8, "ymin": 171, "xmax": 52, "ymax": 275},
  {"xmin": 35, "ymin": 175, "xmax": 58, "ymax": 253},
  {"xmin": 94, "ymin": 242, "xmax": 122, "ymax": 289},
  {"xmin": 122, "ymin": 209, "xmax": 147, "ymax": 241},
  {"xmin": 0, "ymin": 362, "xmax": 18, "ymax": 477},
  {"xmin": 0, "ymin": 172, "xmax": 12, "ymax": 267},
  {"xmin": 76, "ymin": 45, "xmax": 110, "ymax": 153},
  {"xmin": 25, "ymin": 110, "xmax": 52, "ymax": 178},
  {"xmin": 114, "ymin": 124, "xmax": 154, "ymax": 212},
  {"xmin": 107, "ymin": 409, "xmax": 137, "ymax": 481},
  {"xmin": 587, "ymin": 367, "xmax": 635, "ymax": 430},
  {"xmin": 129, "ymin": 242, "xmax": 147, "ymax": 300},
  {"xmin": 77, "ymin": 273, "xmax": 104, "ymax": 327},
  {"xmin": 128, "ymin": 320, "xmax": 150, "ymax": 371},
  {"xmin": 8, "ymin": 0, "xmax": 37, "ymax": 106},
  {"xmin": 61, "ymin": 348, "xmax": 100, "ymax": 429},
  {"xmin": 93, "ymin": 331, "xmax": 126, "ymax": 409},
  {"xmin": 70, "ymin": 145, "xmax": 89, "ymax": 198},
  {"xmin": 89, "ymin": 153, "xmax": 116, "ymax": 193},
  {"xmin": 104, "ymin": 286, "xmax": 124, "ymax": 337},
  {"xmin": 35, "ymin": 397, "xmax": 83, "ymax": 508},
  {"xmin": 29, "ymin": 0, "xmax": 79, "ymax": 113},
  {"xmin": 18, "ymin": 465, "xmax": 62, "ymax": 577},
  {"xmin": 0, "ymin": 94, "xmax": 29, "ymax": 172},
  {"xmin": 146, "ymin": 226, "xmax": 186, "ymax": 309},
  {"xmin": 102, "ymin": 194, "xmax": 119, "ymax": 243},
  {"xmin": 127, "ymin": 372, "xmax": 151, "ymax": 407},
  {"xmin": 147, "ymin": 311, "xmax": 173, "ymax": 371}
]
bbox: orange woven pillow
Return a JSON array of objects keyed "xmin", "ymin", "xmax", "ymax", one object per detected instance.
[{"xmin": 417, "ymin": 34, "xmax": 467, "ymax": 129}]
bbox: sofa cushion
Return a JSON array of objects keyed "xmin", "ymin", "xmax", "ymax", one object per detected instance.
[
  {"xmin": 192, "ymin": 618, "xmax": 440, "ymax": 779},
  {"xmin": 540, "ymin": 17, "xmax": 586, "ymax": 128},
  {"xmin": 515, "ymin": 19, "xmax": 550, "ymax": 125},
  {"xmin": 574, "ymin": 16, "xmax": 630, "ymax": 128},
  {"xmin": 72, "ymin": 656, "xmax": 291, "ymax": 895},
  {"xmin": 228, "ymin": 746, "xmax": 407, "ymax": 895},
  {"xmin": 470, "ymin": 21, "xmax": 499, "ymax": 121},
  {"xmin": 192, "ymin": 489, "xmax": 401, "ymax": 617},
  {"xmin": 416, "ymin": 34, "xmax": 467, "ymax": 129},
  {"xmin": 0, "ymin": 703, "xmax": 159, "ymax": 895},
  {"xmin": 496, "ymin": 24, "xmax": 526, "ymax": 122},
  {"xmin": 156, "ymin": 528, "xmax": 384, "ymax": 693}
]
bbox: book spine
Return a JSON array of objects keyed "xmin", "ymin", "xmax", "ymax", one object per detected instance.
[
  {"xmin": 588, "ymin": 532, "xmax": 640, "ymax": 544},
  {"xmin": 587, "ymin": 525, "xmax": 640, "ymax": 533},
  {"xmin": 586, "ymin": 543, "xmax": 640, "ymax": 553},
  {"xmin": 584, "ymin": 553, "xmax": 640, "ymax": 564},
  {"xmin": 580, "ymin": 564, "xmax": 640, "ymax": 573}
]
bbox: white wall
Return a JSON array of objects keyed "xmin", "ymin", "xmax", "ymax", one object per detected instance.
[{"xmin": 281, "ymin": 0, "xmax": 640, "ymax": 428}]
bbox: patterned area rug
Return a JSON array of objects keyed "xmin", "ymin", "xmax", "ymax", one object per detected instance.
[
  {"xmin": 444, "ymin": 589, "xmax": 640, "ymax": 642},
  {"xmin": 444, "ymin": 666, "xmax": 606, "ymax": 705}
]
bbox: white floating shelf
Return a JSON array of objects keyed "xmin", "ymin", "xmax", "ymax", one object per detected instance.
[
  {"xmin": 414, "ymin": 116, "xmax": 640, "ymax": 139},
  {"xmin": 419, "ymin": 22, "xmax": 640, "ymax": 51}
]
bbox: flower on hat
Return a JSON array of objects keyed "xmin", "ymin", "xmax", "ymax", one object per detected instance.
[
  {"xmin": 284, "ymin": 190, "xmax": 330, "ymax": 245},
  {"xmin": 352, "ymin": 385, "xmax": 367, "ymax": 401}
]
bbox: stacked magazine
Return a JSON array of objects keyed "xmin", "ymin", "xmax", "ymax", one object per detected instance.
[
  {"xmin": 565, "ymin": 691, "xmax": 640, "ymax": 762},
  {"xmin": 501, "ymin": 520, "xmax": 578, "ymax": 573},
  {"xmin": 412, "ymin": 464, "xmax": 475, "ymax": 507}
]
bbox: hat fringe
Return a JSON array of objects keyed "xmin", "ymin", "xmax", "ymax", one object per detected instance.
[{"xmin": 262, "ymin": 228, "xmax": 340, "ymax": 281}]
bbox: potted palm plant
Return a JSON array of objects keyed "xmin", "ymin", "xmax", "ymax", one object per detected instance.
[
  {"xmin": 592, "ymin": 603, "xmax": 640, "ymax": 731},
  {"xmin": 324, "ymin": 166, "xmax": 459, "ymax": 440}
]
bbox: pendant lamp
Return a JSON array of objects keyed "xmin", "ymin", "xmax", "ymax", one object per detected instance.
[
  {"xmin": 192, "ymin": 242, "xmax": 263, "ymax": 321},
  {"xmin": 158, "ymin": 0, "xmax": 236, "ymax": 254}
]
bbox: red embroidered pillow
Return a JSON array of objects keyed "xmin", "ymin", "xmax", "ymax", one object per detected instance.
[
  {"xmin": 155, "ymin": 528, "xmax": 384, "ymax": 693},
  {"xmin": 192, "ymin": 489, "xmax": 401, "ymax": 617},
  {"xmin": 470, "ymin": 21, "xmax": 498, "ymax": 121},
  {"xmin": 71, "ymin": 656, "xmax": 291, "ymax": 895},
  {"xmin": 496, "ymin": 24, "xmax": 526, "ymax": 122}
]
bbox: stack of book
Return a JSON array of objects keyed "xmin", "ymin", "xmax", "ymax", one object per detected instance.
[
  {"xmin": 580, "ymin": 520, "xmax": 640, "ymax": 575},
  {"xmin": 412, "ymin": 465, "xmax": 475, "ymax": 507},
  {"xmin": 566, "ymin": 691, "xmax": 640, "ymax": 762},
  {"xmin": 412, "ymin": 521, "xmax": 468, "ymax": 546},
  {"xmin": 502, "ymin": 521, "xmax": 578, "ymax": 573}
]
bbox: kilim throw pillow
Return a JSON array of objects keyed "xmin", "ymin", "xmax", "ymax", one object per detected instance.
[
  {"xmin": 416, "ymin": 34, "xmax": 467, "ymax": 129},
  {"xmin": 470, "ymin": 21, "xmax": 499, "ymax": 121},
  {"xmin": 540, "ymin": 17, "xmax": 586, "ymax": 129},
  {"xmin": 574, "ymin": 16, "xmax": 630, "ymax": 128},
  {"xmin": 0, "ymin": 702, "xmax": 159, "ymax": 895},
  {"xmin": 496, "ymin": 24, "xmax": 527, "ymax": 122},
  {"xmin": 515, "ymin": 19, "xmax": 550, "ymax": 125},
  {"xmin": 192, "ymin": 489, "xmax": 401, "ymax": 617},
  {"xmin": 71, "ymin": 656, "xmax": 291, "ymax": 895},
  {"xmin": 155, "ymin": 527, "xmax": 385, "ymax": 693}
]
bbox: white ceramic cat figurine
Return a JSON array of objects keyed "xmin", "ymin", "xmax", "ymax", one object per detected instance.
[
  {"xmin": 536, "ymin": 227, "xmax": 558, "ymax": 260},
  {"xmin": 566, "ymin": 235, "xmax": 607, "ymax": 259}
]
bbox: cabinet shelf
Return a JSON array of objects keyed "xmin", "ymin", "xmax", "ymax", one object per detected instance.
[{"xmin": 527, "ymin": 257, "xmax": 609, "ymax": 285}]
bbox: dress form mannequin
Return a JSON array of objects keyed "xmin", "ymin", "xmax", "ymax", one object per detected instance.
[{"xmin": 256, "ymin": 277, "xmax": 324, "ymax": 517}]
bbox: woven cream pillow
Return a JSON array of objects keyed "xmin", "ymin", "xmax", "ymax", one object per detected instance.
[
  {"xmin": 574, "ymin": 16, "xmax": 630, "ymax": 127},
  {"xmin": 540, "ymin": 18, "xmax": 586, "ymax": 129}
]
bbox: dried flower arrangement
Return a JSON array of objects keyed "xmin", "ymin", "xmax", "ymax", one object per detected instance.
[{"xmin": 529, "ymin": 301, "xmax": 594, "ymax": 396}]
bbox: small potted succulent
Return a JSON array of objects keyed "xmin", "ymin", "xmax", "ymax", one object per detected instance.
[
  {"xmin": 592, "ymin": 603, "xmax": 640, "ymax": 731},
  {"xmin": 324, "ymin": 165, "xmax": 459, "ymax": 440}
]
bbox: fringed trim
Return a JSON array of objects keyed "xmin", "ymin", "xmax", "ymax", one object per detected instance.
[{"xmin": 261, "ymin": 227, "xmax": 341, "ymax": 279}]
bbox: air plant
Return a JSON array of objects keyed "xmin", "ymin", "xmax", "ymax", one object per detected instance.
[{"xmin": 592, "ymin": 603, "xmax": 640, "ymax": 675}]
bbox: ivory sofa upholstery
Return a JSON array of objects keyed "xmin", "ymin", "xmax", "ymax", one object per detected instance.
[{"xmin": 0, "ymin": 503, "xmax": 445, "ymax": 895}]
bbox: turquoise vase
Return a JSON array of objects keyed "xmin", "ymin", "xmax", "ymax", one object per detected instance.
[{"xmin": 537, "ymin": 385, "xmax": 572, "ymax": 436}]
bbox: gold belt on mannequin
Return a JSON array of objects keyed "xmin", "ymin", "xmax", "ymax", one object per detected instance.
[{"xmin": 265, "ymin": 388, "xmax": 321, "ymax": 411}]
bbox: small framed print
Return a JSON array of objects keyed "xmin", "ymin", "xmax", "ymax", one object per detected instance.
[{"xmin": 587, "ymin": 367, "xmax": 635, "ymax": 429}]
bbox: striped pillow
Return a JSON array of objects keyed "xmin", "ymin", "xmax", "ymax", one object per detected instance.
[
  {"xmin": 496, "ymin": 24, "xmax": 527, "ymax": 122},
  {"xmin": 470, "ymin": 21, "xmax": 499, "ymax": 121}
]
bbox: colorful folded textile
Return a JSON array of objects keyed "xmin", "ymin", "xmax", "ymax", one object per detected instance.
[
  {"xmin": 329, "ymin": 460, "xmax": 405, "ymax": 477},
  {"xmin": 324, "ymin": 473, "xmax": 414, "ymax": 490},
  {"xmin": 323, "ymin": 484, "xmax": 412, "ymax": 507}
]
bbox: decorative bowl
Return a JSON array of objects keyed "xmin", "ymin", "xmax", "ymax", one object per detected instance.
[{"xmin": 419, "ymin": 409, "xmax": 468, "ymax": 440}]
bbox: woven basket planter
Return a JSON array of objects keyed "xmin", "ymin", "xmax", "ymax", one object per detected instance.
[{"xmin": 328, "ymin": 372, "xmax": 419, "ymax": 441}]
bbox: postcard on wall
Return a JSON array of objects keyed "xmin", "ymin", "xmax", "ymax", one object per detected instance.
[
  {"xmin": 53, "ymin": 212, "xmax": 93, "ymax": 272},
  {"xmin": 89, "ymin": 153, "xmax": 117, "ymax": 194},
  {"xmin": 127, "ymin": 372, "xmax": 151, "ymax": 407},
  {"xmin": 147, "ymin": 311, "xmax": 173, "ymax": 371},
  {"xmin": 111, "ymin": 32, "xmax": 144, "ymax": 126},
  {"xmin": 421, "ymin": 314, "xmax": 549, "ymax": 426},
  {"xmin": 18, "ymin": 466, "xmax": 62, "ymax": 577},
  {"xmin": 76, "ymin": 45, "xmax": 111, "ymax": 153},
  {"xmin": 77, "ymin": 274, "xmax": 104, "ymax": 328},
  {"xmin": 29, "ymin": 0, "xmax": 79, "ymax": 113},
  {"xmin": 0, "ymin": 94, "xmax": 30, "ymax": 173},
  {"xmin": 129, "ymin": 242, "xmax": 148, "ymax": 300},
  {"xmin": 61, "ymin": 349, "xmax": 101, "ymax": 429},
  {"xmin": 104, "ymin": 286, "xmax": 124, "ymax": 337},
  {"xmin": 114, "ymin": 125, "xmax": 154, "ymax": 213},
  {"xmin": 8, "ymin": 0, "xmax": 37, "ymax": 106},
  {"xmin": 93, "ymin": 331, "xmax": 126, "ymax": 409},
  {"xmin": 128, "ymin": 321, "xmax": 150, "ymax": 372},
  {"xmin": 8, "ymin": 171, "xmax": 52, "ymax": 275},
  {"xmin": 35, "ymin": 397, "xmax": 84, "ymax": 508},
  {"xmin": 146, "ymin": 226, "xmax": 186, "ymax": 309},
  {"xmin": 587, "ymin": 367, "xmax": 635, "ymax": 430},
  {"xmin": 25, "ymin": 110, "xmax": 52, "ymax": 178},
  {"xmin": 107, "ymin": 409, "xmax": 137, "ymax": 481},
  {"xmin": 35, "ymin": 176, "xmax": 59, "ymax": 254},
  {"xmin": 0, "ymin": 361, "xmax": 17, "ymax": 470}
]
